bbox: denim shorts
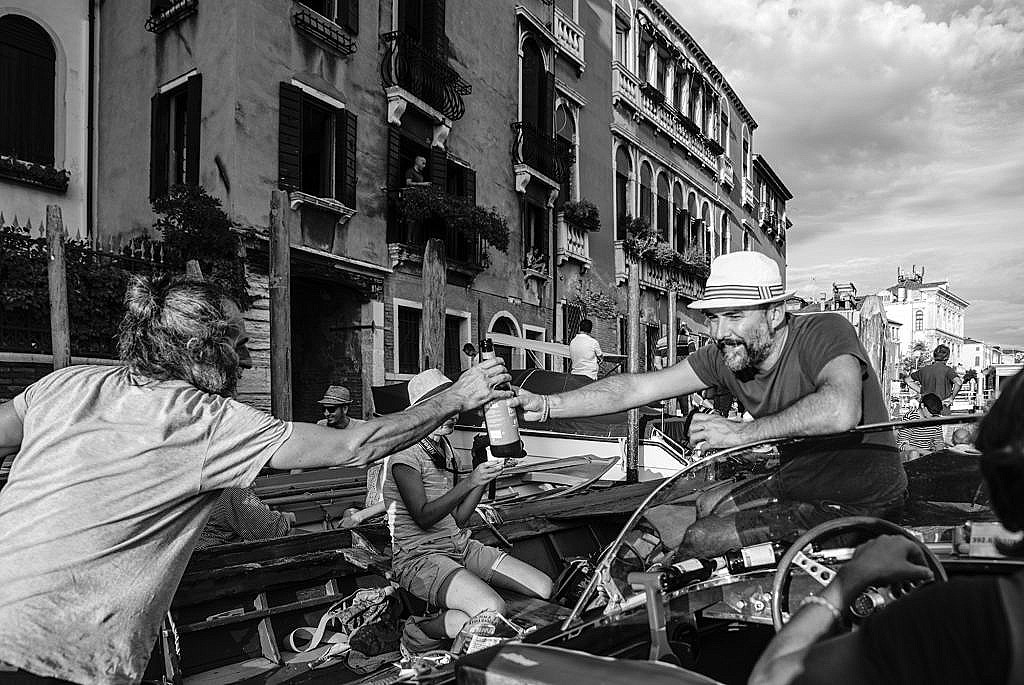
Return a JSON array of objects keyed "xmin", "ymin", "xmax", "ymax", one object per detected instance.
[{"xmin": 392, "ymin": 538, "xmax": 507, "ymax": 606}]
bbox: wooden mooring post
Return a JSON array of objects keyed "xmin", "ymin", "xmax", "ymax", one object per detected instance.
[
  {"xmin": 269, "ymin": 191, "xmax": 293, "ymax": 420},
  {"xmin": 45, "ymin": 205, "xmax": 71, "ymax": 370},
  {"xmin": 666, "ymin": 289, "xmax": 678, "ymax": 415},
  {"xmin": 625, "ymin": 258, "xmax": 641, "ymax": 483},
  {"xmin": 422, "ymin": 238, "xmax": 446, "ymax": 371}
]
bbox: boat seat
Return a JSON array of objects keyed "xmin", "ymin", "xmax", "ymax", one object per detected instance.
[{"xmin": 456, "ymin": 642, "xmax": 724, "ymax": 685}]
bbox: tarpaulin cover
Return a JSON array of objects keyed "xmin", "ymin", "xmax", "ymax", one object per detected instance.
[{"xmin": 371, "ymin": 369, "xmax": 661, "ymax": 437}]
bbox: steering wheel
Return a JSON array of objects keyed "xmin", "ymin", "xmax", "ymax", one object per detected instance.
[{"xmin": 770, "ymin": 516, "xmax": 947, "ymax": 632}]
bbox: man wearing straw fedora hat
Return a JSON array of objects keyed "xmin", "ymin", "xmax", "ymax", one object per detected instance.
[{"xmin": 513, "ymin": 252, "xmax": 903, "ymax": 558}]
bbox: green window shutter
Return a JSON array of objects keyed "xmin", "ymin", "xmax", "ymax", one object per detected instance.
[
  {"xmin": 386, "ymin": 125, "xmax": 402, "ymax": 190},
  {"xmin": 341, "ymin": 0, "xmax": 359, "ymax": 35},
  {"xmin": 428, "ymin": 146, "xmax": 447, "ymax": 188},
  {"xmin": 462, "ymin": 166, "xmax": 476, "ymax": 205},
  {"xmin": 278, "ymin": 82, "xmax": 302, "ymax": 191},
  {"xmin": 150, "ymin": 92, "xmax": 170, "ymax": 200},
  {"xmin": 185, "ymin": 74, "xmax": 202, "ymax": 187},
  {"xmin": 338, "ymin": 108, "xmax": 358, "ymax": 208}
]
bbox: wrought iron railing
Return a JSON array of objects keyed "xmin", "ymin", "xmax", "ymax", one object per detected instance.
[
  {"xmin": 385, "ymin": 189, "xmax": 483, "ymax": 266},
  {"xmin": 145, "ymin": 0, "xmax": 198, "ymax": 33},
  {"xmin": 510, "ymin": 121, "xmax": 575, "ymax": 183},
  {"xmin": 293, "ymin": 6, "xmax": 356, "ymax": 56},
  {"xmin": 380, "ymin": 31, "xmax": 472, "ymax": 121}
]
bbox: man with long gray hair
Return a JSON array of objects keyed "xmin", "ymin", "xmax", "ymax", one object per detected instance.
[{"xmin": 0, "ymin": 274, "xmax": 511, "ymax": 684}]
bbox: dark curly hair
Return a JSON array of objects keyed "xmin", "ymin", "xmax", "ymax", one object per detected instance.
[
  {"xmin": 975, "ymin": 369, "xmax": 1024, "ymax": 553},
  {"xmin": 117, "ymin": 274, "xmax": 242, "ymax": 397}
]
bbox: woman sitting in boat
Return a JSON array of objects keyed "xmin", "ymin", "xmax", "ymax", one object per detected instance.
[{"xmin": 383, "ymin": 369, "xmax": 553, "ymax": 644}]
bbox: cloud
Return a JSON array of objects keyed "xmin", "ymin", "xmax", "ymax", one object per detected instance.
[{"xmin": 663, "ymin": 0, "xmax": 1024, "ymax": 345}]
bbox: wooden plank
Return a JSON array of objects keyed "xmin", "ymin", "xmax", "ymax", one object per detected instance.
[
  {"xmin": 45, "ymin": 205, "xmax": 70, "ymax": 370},
  {"xmin": 178, "ymin": 591, "xmax": 344, "ymax": 634},
  {"xmin": 254, "ymin": 592, "xmax": 283, "ymax": 665},
  {"xmin": 185, "ymin": 529, "xmax": 353, "ymax": 573},
  {"xmin": 175, "ymin": 548, "xmax": 388, "ymax": 606}
]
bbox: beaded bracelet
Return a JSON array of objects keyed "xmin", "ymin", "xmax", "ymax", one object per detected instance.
[
  {"xmin": 799, "ymin": 594, "xmax": 843, "ymax": 622},
  {"xmin": 538, "ymin": 395, "xmax": 551, "ymax": 423}
]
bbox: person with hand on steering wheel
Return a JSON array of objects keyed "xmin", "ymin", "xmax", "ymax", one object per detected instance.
[{"xmin": 750, "ymin": 368, "xmax": 1024, "ymax": 685}]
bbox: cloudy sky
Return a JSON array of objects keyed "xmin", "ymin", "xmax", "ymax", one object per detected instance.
[{"xmin": 664, "ymin": 0, "xmax": 1024, "ymax": 347}]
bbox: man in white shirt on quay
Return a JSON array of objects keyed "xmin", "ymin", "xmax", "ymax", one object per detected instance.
[{"xmin": 569, "ymin": 319, "xmax": 603, "ymax": 380}]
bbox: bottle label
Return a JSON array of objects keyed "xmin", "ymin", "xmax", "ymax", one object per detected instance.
[
  {"xmin": 484, "ymin": 400, "xmax": 519, "ymax": 446},
  {"xmin": 740, "ymin": 542, "xmax": 777, "ymax": 568},
  {"xmin": 677, "ymin": 559, "xmax": 705, "ymax": 573}
]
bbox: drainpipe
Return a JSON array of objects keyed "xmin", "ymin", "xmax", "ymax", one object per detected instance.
[{"xmin": 87, "ymin": 0, "xmax": 99, "ymax": 236}]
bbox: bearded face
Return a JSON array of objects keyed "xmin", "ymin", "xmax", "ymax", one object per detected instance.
[{"xmin": 709, "ymin": 308, "xmax": 777, "ymax": 373}]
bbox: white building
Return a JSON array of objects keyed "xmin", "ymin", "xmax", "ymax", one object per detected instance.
[
  {"xmin": 878, "ymin": 267, "xmax": 968, "ymax": 367},
  {"xmin": 0, "ymin": 1, "xmax": 93, "ymax": 235}
]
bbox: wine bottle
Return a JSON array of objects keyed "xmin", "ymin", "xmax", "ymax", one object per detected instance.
[
  {"xmin": 479, "ymin": 338, "xmax": 523, "ymax": 459},
  {"xmin": 721, "ymin": 541, "xmax": 789, "ymax": 573},
  {"xmin": 661, "ymin": 557, "xmax": 719, "ymax": 591}
]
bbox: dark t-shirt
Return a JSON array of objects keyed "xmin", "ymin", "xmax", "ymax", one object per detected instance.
[
  {"xmin": 911, "ymin": 362, "xmax": 959, "ymax": 400},
  {"xmin": 688, "ymin": 313, "xmax": 904, "ymax": 506},
  {"xmin": 849, "ymin": 574, "xmax": 1018, "ymax": 685}
]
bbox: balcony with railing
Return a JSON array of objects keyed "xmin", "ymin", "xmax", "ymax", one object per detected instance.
[
  {"xmin": 613, "ymin": 241, "xmax": 707, "ymax": 300},
  {"xmin": 612, "ymin": 63, "xmax": 717, "ymax": 170},
  {"xmin": 145, "ymin": 0, "xmax": 198, "ymax": 33},
  {"xmin": 555, "ymin": 212, "xmax": 591, "ymax": 270},
  {"xmin": 553, "ymin": 7, "xmax": 585, "ymax": 71},
  {"xmin": 719, "ymin": 156, "xmax": 735, "ymax": 190},
  {"xmin": 292, "ymin": 5, "xmax": 356, "ymax": 56},
  {"xmin": 742, "ymin": 177, "xmax": 755, "ymax": 208},
  {"xmin": 386, "ymin": 188, "xmax": 484, "ymax": 275},
  {"xmin": 511, "ymin": 121, "xmax": 575, "ymax": 186},
  {"xmin": 380, "ymin": 31, "xmax": 472, "ymax": 121}
]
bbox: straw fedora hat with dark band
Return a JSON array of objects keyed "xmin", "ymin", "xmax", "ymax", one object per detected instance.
[
  {"xmin": 688, "ymin": 252, "xmax": 794, "ymax": 310},
  {"xmin": 407, "ymin": 369, "xmax": 454, "ymax": 407}
]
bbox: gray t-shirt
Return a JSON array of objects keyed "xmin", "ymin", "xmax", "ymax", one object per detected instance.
[
  {"xmin": 0, "ymin": 365, "xmax": 292, "ymax": 684},
  {"xmin": 383, "ymin": 439, "xmax": 469, "ymax": 564}
]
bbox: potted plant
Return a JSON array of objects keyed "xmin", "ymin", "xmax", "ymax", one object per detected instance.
[{"xmin": 561, "ymin": 199, "xmax": 601, "ymax": 232}]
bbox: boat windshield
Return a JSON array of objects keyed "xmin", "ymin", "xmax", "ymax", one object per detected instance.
[{"xmin": 566, "ymin": 413, "xmax": 993, "ymax": 624}]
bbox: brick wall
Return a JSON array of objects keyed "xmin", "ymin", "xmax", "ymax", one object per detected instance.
[{"xmin": 0, "ymin": 362, "xmax": 51, "ymax": 402}]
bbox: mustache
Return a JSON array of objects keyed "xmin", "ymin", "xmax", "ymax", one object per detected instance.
[{"xmin": 716, "ymin": 338, "xmax": 747, "ymax": 349}]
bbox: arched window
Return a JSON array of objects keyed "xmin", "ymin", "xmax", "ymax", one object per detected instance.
[
  {"xmin": 687, "ymin": 192, "xmax": 699, "ymax": 249},
  {"xmin": 490, "ymin": 315, "xmax": 520, "ymax": 370},
  {"xmin": 639, "ymin": 161, "xmax": 653, "ymax": 227},
  {"xmin": 615, "ymin": 146, "xmax": 632, "ymax": 239},
  {"xmin": 656, "ymin": 172, "xmax": 670, "ymax": 240},
  {"xmin": 555, "ymin": 103, "xmax": 577, "ymax": 204},
  {"xmin": 0, "ymin": 14, "xmax": 56, "ymax": 165},
  {"xmin": 720, "ymin": 213, "xmax": 730, "ymax": 255},
  {"xmin": 701, "ymin": 203, "xmax": 712, "ymax": 256},
  {"xmin": 741, "ymin": 125, "xmax": 751, "ymax": 180},
  {"xmin": 672, "ymin": 181, "xmax": 686, "ymax": 252},
  {"xmin": 914, "ymin": 310, "xmax": 923, "ymax": 331}
]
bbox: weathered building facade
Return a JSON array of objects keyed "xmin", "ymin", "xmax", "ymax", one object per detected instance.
[
  {"xmin": 85, "ymin": 0, "xmax": 794, "ymax": 415},
  {"xmin": 879, "ymin": 267, "xmax": 969, "ymax": 367},
  {"xmin": 0, "ymin": 1, "xmax": 92, "ymax": 234}
]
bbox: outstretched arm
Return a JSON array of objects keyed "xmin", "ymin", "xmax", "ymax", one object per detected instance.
[
  {"xmin": 270, "ymin": 359, "xmax": 511, "ymax": 470},
  {"xmin": 510, "ymin": 359, "xmax": 708, "ymax": 421},
  {"xmin": 688, "ymin": 354, "xmax": 864, "ymax": 448}
]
